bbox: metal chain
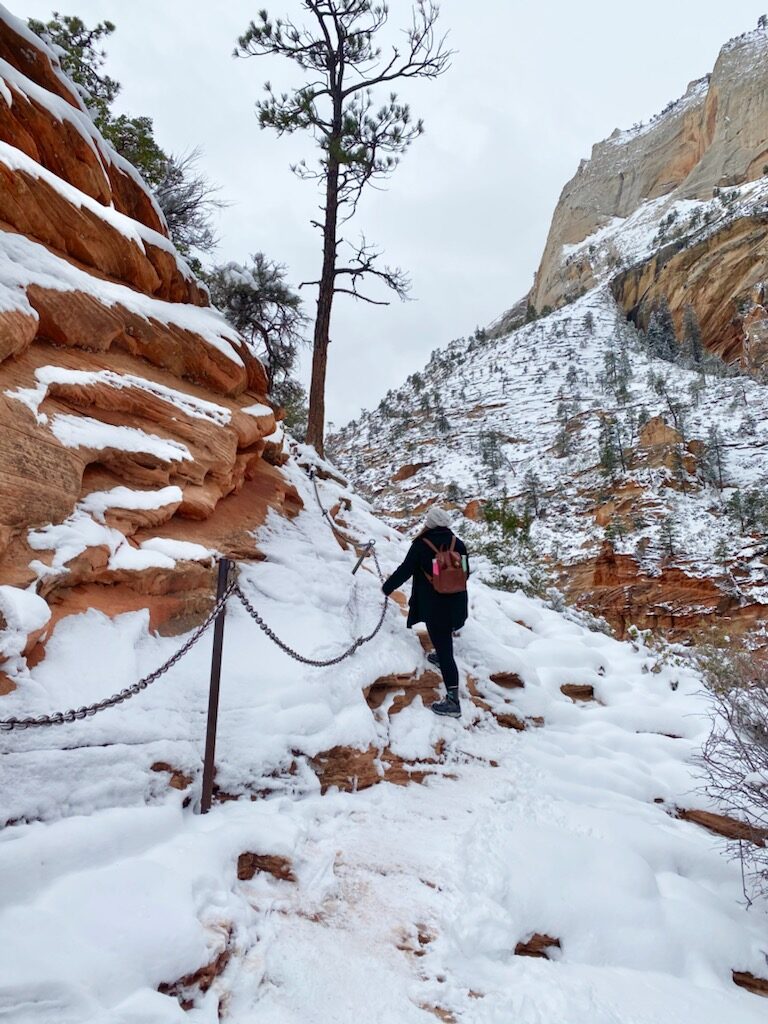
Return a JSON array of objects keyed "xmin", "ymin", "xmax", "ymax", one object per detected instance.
[
  {"xmin": 234, "ymin": 583, "xmax": 388, "ymax": 667},
  {"xmin": 0, "ymin": 470, "xmax": 390, "ymax": 729},
  {"xmin": 308, "ymin": 468, "xmax": 385, "ymax": 583},
  {"xmin": 0, "ymin": 583, "xmax": 236, "ymax": 731}
]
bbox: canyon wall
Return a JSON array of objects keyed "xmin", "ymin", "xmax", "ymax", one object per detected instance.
[
  {"xmin": 531, "ymin": 25, "xmax": 768, "ymax": 369},
  {"xmin": 0, "ymin": 9, "xmax": 300, "ymax": 687}
]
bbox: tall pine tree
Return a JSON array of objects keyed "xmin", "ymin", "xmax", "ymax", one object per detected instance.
[{"xmin": 235, "ymin": 1, "xmax": 452, "ymax": 455}]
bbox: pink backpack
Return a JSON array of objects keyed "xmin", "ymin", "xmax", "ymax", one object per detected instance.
[{"xmin": 422, "ymin": 535, "xmax": 467, "ymax": 595}]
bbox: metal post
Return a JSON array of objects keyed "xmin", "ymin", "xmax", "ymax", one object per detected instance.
[
  {"xmin": 200, "ymin": 557, "xmax": 230, "ymax": 814},
  {"xmin": 351, "ymin": 540, "xmax": 373, "ymax": 576}
]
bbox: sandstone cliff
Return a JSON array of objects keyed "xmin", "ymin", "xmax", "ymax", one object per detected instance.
[
  {"xmin": 0, "ymin": 9, "xmax": 300, "ymax": 687},
  {"xmin": 532, "ymin": 24, "xmax": 768, "ymax": 371}
]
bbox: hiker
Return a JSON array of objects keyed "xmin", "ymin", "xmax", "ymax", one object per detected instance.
[{"xmin": 382, "ymin": 507, "xmax": 470, "ymax": 719}]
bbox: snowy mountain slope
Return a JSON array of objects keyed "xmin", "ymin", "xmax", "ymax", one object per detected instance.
[
  {"xmin": 330, "ymin": 284, "xmax": 768, "ymax": 637},
  {"xmin": 1, "ymin": 451, "xmax": 767, "ymax": 1021}
]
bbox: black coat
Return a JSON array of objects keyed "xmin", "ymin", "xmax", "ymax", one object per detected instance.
[{"xmin": 382, "ymin": 527, "xmax": 470, "ymax": 630}]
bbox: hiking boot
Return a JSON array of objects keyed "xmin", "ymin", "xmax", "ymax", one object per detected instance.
[
  {"xmin": 426, "ymin": 652, "xmax": 440, "ymax": 667},
  {"xmin": 431, "ymin": 691, "xmax": 461, "ymax": 719}
]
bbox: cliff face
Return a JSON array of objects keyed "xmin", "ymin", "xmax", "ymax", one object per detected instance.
[
  {"xmin": 0, "ymin": 10, "xmax": 300, "ymax": 686},
  {"xmin": 532, "ymin": 26, "xmax": 768, "ymax": 369}
]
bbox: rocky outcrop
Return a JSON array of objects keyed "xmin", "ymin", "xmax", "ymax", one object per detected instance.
[
  {"xmin": 531, "ymin": 23, "xmax": 768, "ymax": 366},
  {"xmin": 563, "ymin": 542, "xmax": 768, "ymax": 640},
  {"xmin": 0, "ymin": 12, "xmax": 300, "ymax": 680}
]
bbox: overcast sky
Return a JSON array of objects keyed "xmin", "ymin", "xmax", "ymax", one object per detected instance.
[{"xmin": 19, "ymin": 0, "xmax": 768, "ymax": 425}]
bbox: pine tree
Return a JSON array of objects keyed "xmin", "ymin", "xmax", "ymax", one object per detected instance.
[
  {"xmin": 671, "ymin": 445, "xmax": 689, "ymax": 493},
  {"xmin": 660, "ymin": 516, "xmax": 676, "ymax": 557},
  {"xmin": 522, "ymin": 470, "xmax": 543, "ymax": 518},
  {"xmin": 478, "ymin": 431, "xmax": 506, "ymax": 486},
  {"xmin": 646, "ymin": 298, "xmax": 679, "ymax": 362},
  {"xmin": 555, "ymin": 399, "xmax": 574, "ymax": 457},
  {"xmin": 235, "ymin": 2, "xmax": 452, "ymax": 455},
  {"xmin": 726, "ymin": 490, "xmax": 747, "ymax": 531},
  {"xmin": 682, "ymin": 305, "xmax": 704, "ymax": 364},
  {"xmin": 598, "ymin": 417, "xmax": 626, "ymax": 480},
  {"xmin": 701, "ymin": 425, "xmax": 726, "ymax": 490},
  {"xmin": 205, "ymin": 255, "xmax": 307, "ymax": 404}
]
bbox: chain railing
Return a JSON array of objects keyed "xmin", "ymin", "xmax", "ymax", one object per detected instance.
[
  {"xmin": 0, "ymin": 582, "xmax": 237, "ymax": 732},
  {"xmin": 0, "ymin": 476, "xmax": 390, "ymax": 730},
  {"xmin": 0, "ymin": 468, "xmax": 393, "ymax": 811},
  {"xmin": 307, "ymin": 466, "xmax": 386, "ymax": 583}
]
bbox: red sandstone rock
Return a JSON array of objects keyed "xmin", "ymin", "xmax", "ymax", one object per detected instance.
[
  {"xmin": 733, "ymin": 971, "xmax": 768, "ymax": 997},
  {"xmin": 515, "ymin": 934, "xmax": 561, "ymax": 958},
  {"xmin": 391, "ymin": 461, "xmax": 432, "ymax": 482},
  {"xmin": 560, "ymin": 683, "xmax": 595, "ymax": 702},
  {"xmin": 0, "ymin": 22, "xmax": 294, "ymax": 676},
  {"xmin": 676, "ymin": 808, "xmax": 768, "ymax": 846},
  {"xmin": 489, "ymin": 671, "xmax": 524, "ymax": 689},
  {"xmin": 237, "ymin": 851, "xmax": 296, "ymax": 882}
]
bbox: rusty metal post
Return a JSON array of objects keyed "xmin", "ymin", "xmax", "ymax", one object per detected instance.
[{"xmin": 200, "ymin": 557, "xmax": 230, "ymax": 814}]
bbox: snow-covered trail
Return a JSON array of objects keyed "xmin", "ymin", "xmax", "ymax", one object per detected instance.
[
  {"xmin": 225, "ymin": 724, "xmax": 768, "ymax": 1023},
  {"xmin": 3, "ymin": 689, "xmax": 766, "ymax": 1023},
  {"xmin": 1, "ymin": 455, "xmax": 767, "ymax": 1022}
]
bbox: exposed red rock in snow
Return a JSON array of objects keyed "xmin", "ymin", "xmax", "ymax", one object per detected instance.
[
  {"xmin": 515, "ymin": 934, "xmax": 562, "ymax": 958},
  {"xmin": 237, "ymin": 851, "xmax": 296, "ymax": 882}
]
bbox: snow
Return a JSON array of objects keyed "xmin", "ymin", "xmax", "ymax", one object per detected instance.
[
  {"xmin": 263, "ymin": 422, "xmax": 286, "ymax": 445},
  {"xmin": 0, "ymin": 586, "xmax": 50, "ymax": 667},
  {"xmin": 0, "ymin": 455, "xmax": 766, "ymax": 1020},
  {"xmin": 79, "ymin": 486, "xmax": 183, "ymax": 523},
  {"xmin": 139, "ymin": 538, "xmax": 214, "ymax": 563},
  {"xmin": 0, "ymin": 141, "xmax": 195, "ymax": 284},
  {"xmin": 0, "ymin": 231, "xmax": 244, "ymax": 368},
  {"xmin": 6, "ymin": 366, "xmax": 233, "ymax": 428},
  {"xmin": 241, "ymin": 402, "xmax": 274, "ymax": 418},
  {"xmin": 50, "ymin": 415, "xmax": 192, "ymax": 462}
]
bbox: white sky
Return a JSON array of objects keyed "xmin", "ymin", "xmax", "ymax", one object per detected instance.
[{"xmin": 18, "ymin": 0, "xmax": 768, "ymax": 425}]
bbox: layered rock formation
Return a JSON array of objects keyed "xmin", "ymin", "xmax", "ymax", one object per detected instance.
[
  {"xmin": 0, "ymin": 10, "xmax": 300, "ymax": 685},
  {"xmin": 531, "ymin": 24, "xmax": 768, "ymax": 370}
]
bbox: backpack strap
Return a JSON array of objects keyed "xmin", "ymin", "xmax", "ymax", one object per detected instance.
[
  {"xmin": 449, "ymin": 535, "xmax": 457, "ymax": 553},
  {"xmin": 421, "ymin": 537, "xmax": 440, "ymax": 555}
]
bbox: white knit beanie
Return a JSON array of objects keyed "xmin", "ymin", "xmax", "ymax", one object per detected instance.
[{"xmin": 424, "ymin": 507, "xmax": 452, "ymax": 530}]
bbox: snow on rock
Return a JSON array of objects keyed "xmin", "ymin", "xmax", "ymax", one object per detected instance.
[
  {"xmin": 50, "ymin": 417, "xmax": 193, "ymax": 463},
  {"xmin": 0, "ymin": 584, "xmax": 50, "ymax": 674},
  {"xmin": 332, "ymin": 285, "xmax": 768, "ymax": 643},
  {"xmin": 0, "ymin": 9, "xmax": 289, "ymax": 656},
  {"xmin": 532, "ymin": 22, "xmax": 768, "ymax": 322}
]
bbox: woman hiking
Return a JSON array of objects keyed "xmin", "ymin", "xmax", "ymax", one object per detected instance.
[{"xmin": 382, "ymin": 507, "xmax": 470, "ymax": 719}]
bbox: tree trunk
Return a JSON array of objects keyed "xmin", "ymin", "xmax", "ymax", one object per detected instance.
[{"xmin": 306, "ymin": 155, "xmax": 340, "ymax": 457}]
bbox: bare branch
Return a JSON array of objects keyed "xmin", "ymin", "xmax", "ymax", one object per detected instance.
[{"xmin": 334, "ymin": 286, "xmax": 389, "ymax": 305}]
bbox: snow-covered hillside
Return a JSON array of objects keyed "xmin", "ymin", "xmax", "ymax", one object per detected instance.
[
  {"xmin": 331, "ymin": 284, "xmax": 768, "ymax": 636},
  {"xmin": 1, "ymin": 452, "xmax": 767, "ymax": 1020}
]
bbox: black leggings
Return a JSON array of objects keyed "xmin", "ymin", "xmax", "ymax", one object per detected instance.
[{"xmin": 426, "ymin": 620, "xmax": 459, "ymax": 692}]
